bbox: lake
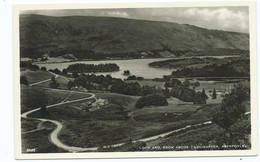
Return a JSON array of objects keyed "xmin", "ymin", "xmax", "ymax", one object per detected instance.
[
  {"xmin": 36, "ymin": 56, "xmax": 240, "ymax": 79},
  {"xmin": 37, "ymin": 58, "xmax": 174, "ymax": 79}
]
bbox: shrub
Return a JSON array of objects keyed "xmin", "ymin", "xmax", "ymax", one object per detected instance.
[{"xmin": 40, "ymin": 67, "xmax": 47, "ymax": 71}]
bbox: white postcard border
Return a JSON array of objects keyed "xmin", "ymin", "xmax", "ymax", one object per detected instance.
[{"xmin": 13, "ymin": 1, "xmax": 258, "ymax": 159}]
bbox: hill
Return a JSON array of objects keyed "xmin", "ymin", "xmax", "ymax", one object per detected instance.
[{"xmin": 20, "ymin": 14, "xmax": 249, "ymax": 59}]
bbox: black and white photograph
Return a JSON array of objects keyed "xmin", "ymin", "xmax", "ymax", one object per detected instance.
[{"xmin": 13, "ymin": 1, "xmax": 257, "ymax": 159}]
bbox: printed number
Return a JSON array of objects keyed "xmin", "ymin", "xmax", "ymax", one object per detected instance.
[{"xmin": 26, "ymin": 148, "xmax": 37, "ymax": 152}]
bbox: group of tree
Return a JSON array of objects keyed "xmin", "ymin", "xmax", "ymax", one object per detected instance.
[
  {"xmin": 163, "ymin": 78, "xmax": 207, "ymax": 104},
  {"xmin": 20, "ymin": 61, "xmax": 39, "ymax": 70},
  {"xmin": 164, "ymin": 78, "xmax": 183, "ymax": 88},
  {"xmin": 110, "ymin": 81, "xmax": 160, "ymax": 96},
  {"xmin": 49, "ymin": 68, "xmax": 61, "ymax": 74},
  {"xmin": 67, "ymin": 63, "xmax": 120, "ymax": 73},
  {"xmin": 123, "ymin": 70, "xmax": 130, "ymax": 75},
  {"xmin": 125, "ymin": 75, "xmax": 144, "ymax": 81},
  {"xmin": 212, "ymin": 82, "xmax": 250, "ymax": 129},
  {"xmin": 212, "ymin": 81, "xmax": 250, "ymax": 147},
  {"xmin": 193, "ymin": 89, "xmax": 208, "ymax": 104},
  {"xmin": 135, "ymin": 93, "xmax": 168, "ymax": 109},
  {"xmin": 172, "ymin": 59, "xmax": 249, "ymax": 78},
  {"xmin": 67, "ymin": 73, "xmax": 161, "ymax": 97}
]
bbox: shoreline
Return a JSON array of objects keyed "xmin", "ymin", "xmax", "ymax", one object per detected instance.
[{"xmin": 31, "ymin": 55, "xmax": 242, "ymax": 65}]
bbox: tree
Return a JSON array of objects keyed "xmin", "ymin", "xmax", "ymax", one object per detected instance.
[
  {"xmin": 49, "ymin": 76, "xmax": 60, "ymax": 89},
  {"xmin": 67, "ymin": 80, "xmax": 75, "ymax": 89},
  {"xmin": 101, "ymin": 82, "xmax": 109, "ymax": 90},
  {"xmin": 20, "ymin": 76, "xmax": 29, "ymax": 85},
  {"xmin": 212, "ymin": 82, "xmax": 250, "ymax": 129},
  {"xmin": 123, "ymin": 70, "xmax": 130, "ymax": 75},
  {"xmin": 202, "ymin": 88, "xmax": 205, "ymax": 94},
  {"xmin": 193, "ymin": 91, "xmax": 207, "ymax": 104},
  {"xmin": 106, "ymin": 75, "xmax": 112, "ymax": 80},
  {"xmin": 212, "ymin": 89, "xmax": 217, "ymax": 99},
  {"xmin": 126, "ymin": 75, "xmax": 136, "ymax": 80},
  {"xmin": 202, "ymin": 88, "xmax": 208, "ymax": 100},
  {"xmin": 135, "ymin": 93, "xmax": 168, "ymax": 109},
  {"xmin": 183, "ymin": 79, "xmax": 190, "ymax": 87},
  {"xmin": 49, "ymin": 68, "xmax": 61, "ymax": 74},
  {"xmin": 164, "ymin": 78, "xmax": 183, "ymax": 88},
  {"xmin": 171, "ymin": 87, "xmax": 195, "ymax": 102},
  {"xmin": 164, "ymin": 87, "xmax": 171, "ymax": 98},
  {"xmin": 40, "ymin": 67, "xmax": 47, "ymax": 71},
  {"xmin": 72, "ymin": 71, "xmax": 79, "ymax": 78},
  {"xmin": 192, "ymin": 81, "xmax": 200, "ymax": 89},
  {"xmin": 62, "ymin": 68, "xmax": 68, "ymax": 75}
]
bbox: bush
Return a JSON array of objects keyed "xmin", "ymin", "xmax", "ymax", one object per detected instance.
[
  {"xmin": 20, "ymin": 76, "xmax": 29, "ymax": 85},
  {"xmin": 40, "ymin": 67, "xmax": 47, "ymax": 71},
  {"xmin": 49, "ymin": 68, "xmax": 61, "ymax": 74},
  {"xmin": 193, "ymin": 91, "xmax": 207, "ymax": 104},
  {"xmin": 135, "ymin": 93, "xmax": 168, "ymax": 108},
  {"xmin": 123, "ymin": 70, "xmax": 130, "ymax": 75}
]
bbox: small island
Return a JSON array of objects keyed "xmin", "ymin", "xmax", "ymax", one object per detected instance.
[{"xmin": 67, "ymin": 63, "xmax": 120, "ymax": 73}]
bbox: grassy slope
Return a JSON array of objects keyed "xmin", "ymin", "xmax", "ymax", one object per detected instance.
[
  {"xmin": 34, "ymin": 75, "xmax": 70, "ymax": 89},
  {"xmin": 22, "ymin": 122, "xmax": 67, "ymax": 153},
  {"xmin": 146, "ymin": 124, "xmax": 224, "ymax": 151},
  {"xmin": 28, "ymin": 91, "xmax": 219, "ymax": 148},
  {"xmin": 20, "ymin": 69, "xmax": 53, "ymax": 84},
  {"xmin": 20, "ymin": 14, "xmax": 249, "ymax": 58},
  {"xmin": 21, "ymin": 85, "xmax": 91, "ymax": 113},
  {"xmin": 148, "ymin": 57, "xmax": 228, "ymax": 69}
]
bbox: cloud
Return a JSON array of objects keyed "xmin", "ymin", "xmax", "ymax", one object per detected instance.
[
  {"xmin": 179, "ymin": 7, "xmax": 249, "ymax": 32},
  {"xmin": 133, "ymin": 7, "xmax": 249, "ymax": 33},
  {"xmin": 21, "ymin": 7, "xmax": 249, "ymax": 33},
  {"xmin": 105, "ymin": 11, "xmax": 129, "ymax": 17}
]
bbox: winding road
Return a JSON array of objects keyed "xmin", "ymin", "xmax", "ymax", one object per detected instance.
[
  {"xmin": 22, "ymin": 72, "xmax": 213, "ymax": 152},
  {"xmin": 29, "ymin": 71, "xmax": 59, "ymax": 87},
  {"xmin": 22, "ymin": 92, "xmax": 212, "ymax": 152}
]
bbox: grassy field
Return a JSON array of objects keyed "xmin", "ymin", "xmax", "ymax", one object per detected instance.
[
  {"xmin": 20, "ymin": 69, "xmax": 53, "ymax": 84},
  {"xmin": 21, "ymin": 85, "xmax": 91, "ymax": 113},
  {"xmin": 28, "ymin": 91, "xmax": 220, "ymax": 148},
  {"xmin": 34, "ymin": 75, "xmax": 70, "ymax": 89},
  {"xmin": 21, "ymin": 118, "xmax": 41, "ymax": 132}
]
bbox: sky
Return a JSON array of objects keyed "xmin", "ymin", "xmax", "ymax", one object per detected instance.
[{"xmin": 21, "ymin": 7, "xmax": 249, "ymax": 33}]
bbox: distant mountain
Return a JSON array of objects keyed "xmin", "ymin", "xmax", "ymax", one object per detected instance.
[{"xmin": 20, "ymin": 14, "xmax": 249, "ymax": 59}]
